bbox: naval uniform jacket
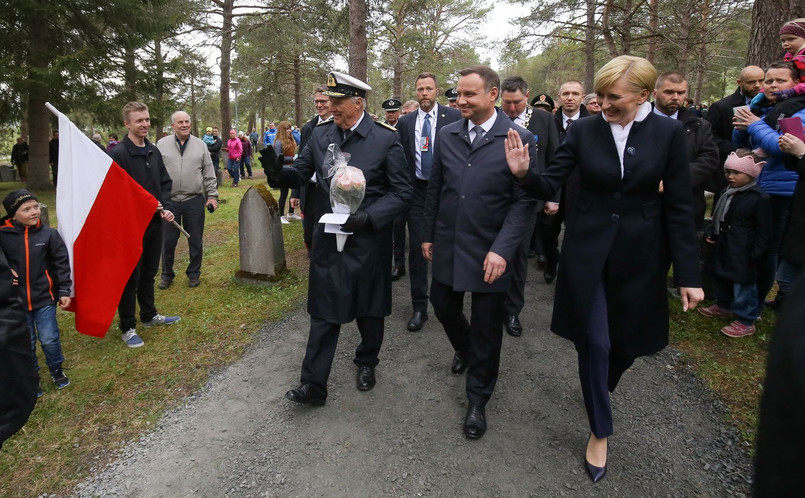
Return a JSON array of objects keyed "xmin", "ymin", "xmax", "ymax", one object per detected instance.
[
  {"xmin": 278, "ymin": 112, "xmax": 412, "ymax": 323},
  {"xmin": 424, "ymin": 108, "xmax": 538, "ymax": 293},
  {"xmin": 519, "ymin": 110, "xmax": 701, "ymax": 358}
]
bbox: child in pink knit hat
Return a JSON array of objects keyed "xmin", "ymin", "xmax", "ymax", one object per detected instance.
[{"xmin": 699, "ymin": 149, "xmax": 773, "ymax": 337}]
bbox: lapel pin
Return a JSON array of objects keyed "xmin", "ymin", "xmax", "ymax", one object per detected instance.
[{"xmin": 626, "ymin": 147, "xmax": 636, "ymax": 156}]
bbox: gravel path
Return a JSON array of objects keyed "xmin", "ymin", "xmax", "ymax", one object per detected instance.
[{"xmin": 74, "ymin": 265, "xmax": 753, "ymax": 497}]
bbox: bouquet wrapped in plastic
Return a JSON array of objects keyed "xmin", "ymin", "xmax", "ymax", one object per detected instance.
[{"xmin": 322, "ymin": 144, "xmax": 366, "ymax": 251}]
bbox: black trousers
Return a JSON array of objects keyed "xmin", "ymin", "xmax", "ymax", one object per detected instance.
[
  {"xmin": 300, "ymin": 316, "xmax": 384, "ymax": 390},
  {"xmin": 536, "ymin": 205, "xmax": 563, "ymax": 266},
  {"xmin": 407, "ymin": 181, "xmax": 428, "ymax": 312},
  {"xmin": 300, "ymin": 181, "xmax": 320, "ymax": 249},
  {"xmin": 119, "ymin": 216, "xmax": 163, "ymax": 331},
  {"xmin": 430, "ymin": 279, "xmax": 507, "ymax": 406},
  {"xmin": 575, "ymin": 280, "xmax": 634, "ymax": 439},
  {"xmin": 392, "ymin": 213, "xmax": 407, "ymax": 270},
  {"xmin": 162, "ymin": 194, "xmax": 206, "ymax": 281},
  {"xmin": 506, "ymin": 209, "xmax": 538, "ymax": 316}
]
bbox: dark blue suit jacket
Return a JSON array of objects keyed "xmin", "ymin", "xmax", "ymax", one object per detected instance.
[{"xmin": 424, "ymin": 108, "xmax": 538, "ymax": 293}]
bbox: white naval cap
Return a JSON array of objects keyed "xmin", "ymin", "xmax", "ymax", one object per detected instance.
[{"xmin": 324, "ymin": 71, "xmax": 372, "ymax": 98}]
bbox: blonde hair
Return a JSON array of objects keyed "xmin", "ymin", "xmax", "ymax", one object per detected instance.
[
  {"xmin": 276, "ymin": 121, "xmax": 296, "ymax": 157},
  {"xmin": 594, "ymin": 56, "xmax": 657, "ymax": 95}
]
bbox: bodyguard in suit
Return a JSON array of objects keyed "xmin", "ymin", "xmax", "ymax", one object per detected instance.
[
  {"xmin": 290, "ymin": 85, "xmax": 332, "ymax": 250},
  {"xmin": 397, "ymin": 72, "xmax": 461, "ymax": 331},
  {"xmin": 704, "ymin": 65, "xmax": 765, "ymax": 201},
  {"xmin": 263, "ymin": 72, "xmax": 412, "ymax": 405},
  {"xmin": 500, "ymin": 76, "xmax": 560, "ymax": 337},
  {"xmin": 423, "ymin": 65, "xmax": 537, "ymax": 439}
]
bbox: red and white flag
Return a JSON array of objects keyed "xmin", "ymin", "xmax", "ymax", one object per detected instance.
[{"xmin": 47, "ymin": 103, "xmax": 157, "ymax": 337}]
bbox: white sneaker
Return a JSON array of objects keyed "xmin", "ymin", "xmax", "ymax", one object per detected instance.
[
  {"xmin": 122, "ymin": 329, "xmax": 144, "ymax": 348},
  {"xmin": 287, "ymin": 213, "xmax": 302, "ymax": 220},
  {"xmin": 280, "ymin": 216, "xmax": 290, "ymax": 224}
]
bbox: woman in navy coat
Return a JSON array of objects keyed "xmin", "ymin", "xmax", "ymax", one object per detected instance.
[{"xmin": 506, "ymin": 56, "xmax": 704, "ymax": 482}]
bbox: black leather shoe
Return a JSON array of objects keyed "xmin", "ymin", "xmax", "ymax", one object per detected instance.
[
  {"xmin": 463, "ymin": 404, "xmax": 487, "ymax": 439},
  {"xmin": 451, "ymin": 351, "xmax": 469, "ymax": 374},
  {"xmin": 505, "ymin": 315, "xmax": 522, "ymax": 337},
  {"xmin": 544, "ymin": 261, "xmax": 558, "ymax": 284},
  {"xmin": 584, "ymin": 458, "xmax": 607, "ymax": 483},
  {"xmin": 391, "ymin": 266, "xmax": 406, "ymax": 281},
  {"xmin": 406, "ymin": 311, "xmax": 428, "ymax": 331},
  {"xmin": 285, "ymin": 383, "xmax": 327, "ymax": 405},
  {"xmin": 536, "ymin": 254, "xmax": 547, "ymax": 269},
  {"xmin": 158, "ymin": 278, "xmax": 173, "ymax": 290},
  {"xmin": 356, "ymin": 365, "xmax": 376, "ymax": 391}
]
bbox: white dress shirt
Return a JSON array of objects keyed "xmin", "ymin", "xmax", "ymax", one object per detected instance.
[
  {"xmin": 468, "ymin": 112, "xmax": 497, "ymax": 142},
  {"xmin": 414, "ymin": 107, "xmax": 439, "ymax": 179},
  {"xmin": 604, "ymin": 101, "xmax": 652, "ymax": 176}
]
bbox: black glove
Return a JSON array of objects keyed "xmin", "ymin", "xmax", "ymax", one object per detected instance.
[
  {"xmin": 258, "ymin": 147, "xmax": 283, "ymax": 186},
  {"xmin": 340, "ymin": 210, "xmax": 373, "ymax": 233}
]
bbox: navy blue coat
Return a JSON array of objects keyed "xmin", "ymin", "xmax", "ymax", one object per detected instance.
[
  {"xmin": 424, "ymin": 108, "xmax": 538, "ymax": 293},
  {"xmin": 278, "ymin": 112, "xmax": 412, "ymax": 323},
  {"xmin": 520, "ymin": 110, "xmax": 701, "ymax": 358},
  {"xmin": 709, "ymin": 185, "xmax": 772, "ymax": 283}
]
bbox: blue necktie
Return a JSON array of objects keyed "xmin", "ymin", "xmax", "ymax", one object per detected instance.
[
  {"xmin": 421, "ymin": 114, "xmax": 432, "ymax": 179},
  {"xmin": 471, "ymin": 125, "xmax": 485, "ymax": 148}
]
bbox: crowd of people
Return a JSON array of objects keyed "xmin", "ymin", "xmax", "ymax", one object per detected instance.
[{"xmin": 2, "ymin": 17, "xmax": 805, "ymax": 491}]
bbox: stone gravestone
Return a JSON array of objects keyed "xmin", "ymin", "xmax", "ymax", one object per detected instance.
[
  {"xmin": 39, "ymin": 204, "xmax": 50, "ymax": 227},
  {"xmin": 236, "ymin": 184, "xmax": 286, "ymax": 284}
]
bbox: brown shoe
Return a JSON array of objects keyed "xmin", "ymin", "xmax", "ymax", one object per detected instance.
[
  {"xmin": 698, "ymin": 304, "xmax": 732, "ymax": 318},
  {"xmin": 721, "ymin": 320, "xmax": 756, "ymax": 338}
]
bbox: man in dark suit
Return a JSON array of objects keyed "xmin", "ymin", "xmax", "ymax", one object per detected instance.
[
  {"xmin": 290, "ymin": 85, "xmax": 332, "ymax": 250},
  {"xmin": 264, "ymin": 72, "xmax": 411, "ymax": 405},
  {"xmin": 652, "ymin": 72, "xmax": 720, "ymax": 230},
  {"xmin": 423, "ymin": 65, "xmax": 537, "ymax": 439},
  {"xmin": 541, "ymin": 81, "xmax": 590, "ymax": 284},
  {"xmin": 397, "ymin": 72, "xmax": 461, "ymax": 331},
  {"xmin": 704, "ymin": 65, "xmax": 765, "ymax": 201},
  {"xmin": 500, "ymin": 76, "xmax": 559, "ymax": 337}
]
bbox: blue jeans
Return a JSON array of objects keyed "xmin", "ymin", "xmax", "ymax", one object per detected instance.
[
  {"xmin": 227, "ymin": 158, "xmax": 240, "ymax": 184},
  {"xmin": 27, "ymin": 303, "xmax": 64, "ymax": 372},
  {"xmin": 713, "ymin": 276, "xmax": 761, "ymax": 325},
  {"xmin": 776, "ymin": 258, "xmax": 802, "ymax": 296}
]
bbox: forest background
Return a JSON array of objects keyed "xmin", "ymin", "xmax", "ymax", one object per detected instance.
[{"xmin": 0, "ymin": 0, "xmax": 800, "ymax": 190}]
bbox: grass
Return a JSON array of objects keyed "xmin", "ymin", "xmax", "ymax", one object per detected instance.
[
  {"xmin": 669, "ymin": 297, "xmax": 773, "ymax": 447},
  {"xmin": 0, "ymin": 177, "xmax": 773, "ymax": 493},
  {"xmin": 0, "ymin": 176, "xmax": 310, "ymax": 497}
]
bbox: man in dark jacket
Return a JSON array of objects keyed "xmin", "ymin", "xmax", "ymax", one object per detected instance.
[
  {"xmin": 396, "ymin": 72, "xmax": 461, "ymax": 331},
  {"xmin": 290, "ymin": 85, "xmax": 332, "ymax": 250},
  {"xmin": 49, "ymin": 131, "xmax": 59, "ymax": 188},
  {"xmin": 423, "ymin": 65, "xmax": 537, "ymax": 439},
  {"xmin": 499, "ymin": 76, "xmax": 559, "ymax": 337},
  {"xmin": 704, "ymin": 66, "xmax": 765, "ymax": 201},
  {"xmin": 110, "ymin": 101, "xmax": 180, "ymax": 349},
  {"xmin": 264, "ymin": 72, "xmax": 411, "ymax": 405},
  {"xmin": 11, "ymin": 137, "xmax": 29, "ymax": 181},
  {"xmin": 0, "ymin": 249, "xmax": 37, "ymax": 450},
  {"xmin": 653, "ymin": 72, "xmax": 720, "ymax": 229}
]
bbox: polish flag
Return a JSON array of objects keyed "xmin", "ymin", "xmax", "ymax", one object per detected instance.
[{"xmin": 47, "ymin": 103, "xmax": 157, "ymax": 337}]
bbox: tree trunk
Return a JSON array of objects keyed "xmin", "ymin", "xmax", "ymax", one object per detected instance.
[
  {"xmin": 292, "ymin": 55, "xmax": 302, "ymax": 125},
  {"xmin": 746, "ymin": 0, "xmax": 804, "ymax": 67},
  {"xmin": 123, "ymin": 45, "xmax": 137, "ymax": 102},
  {"xmin": 678, "ymin": 8, "xmax": 690, "ymax": 75},
  {"xmin": 601, "ymin": 0, "xmax": 619, "ymax": 58},
  {"xmin": 647, "ymin": 0, "xmax": 658, "ymax": 63},
  {"xmin": 152, "ymin": 38, "xmax": 165, "ymax": 139},
  {"xmin": 348, "ymin": 0, "xmax": 367, "ymax": 80},
  {"xmin": 190, "ymin": 76, "xmax": 198, "ymax": 138},
  {"xmin": 219, "ymin": 0, "xmax": 234, "ymax": 131},
  {"xmin": 621, "ymin": 0, "xmax": 632, "ymax": 54},
  {"xmin": 583, "ymin": 0, "xmax": 596, "ymax": 91},
  {"xmin": 27, "ymin": 2, "xmax": 51, "ymax": 191}
]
